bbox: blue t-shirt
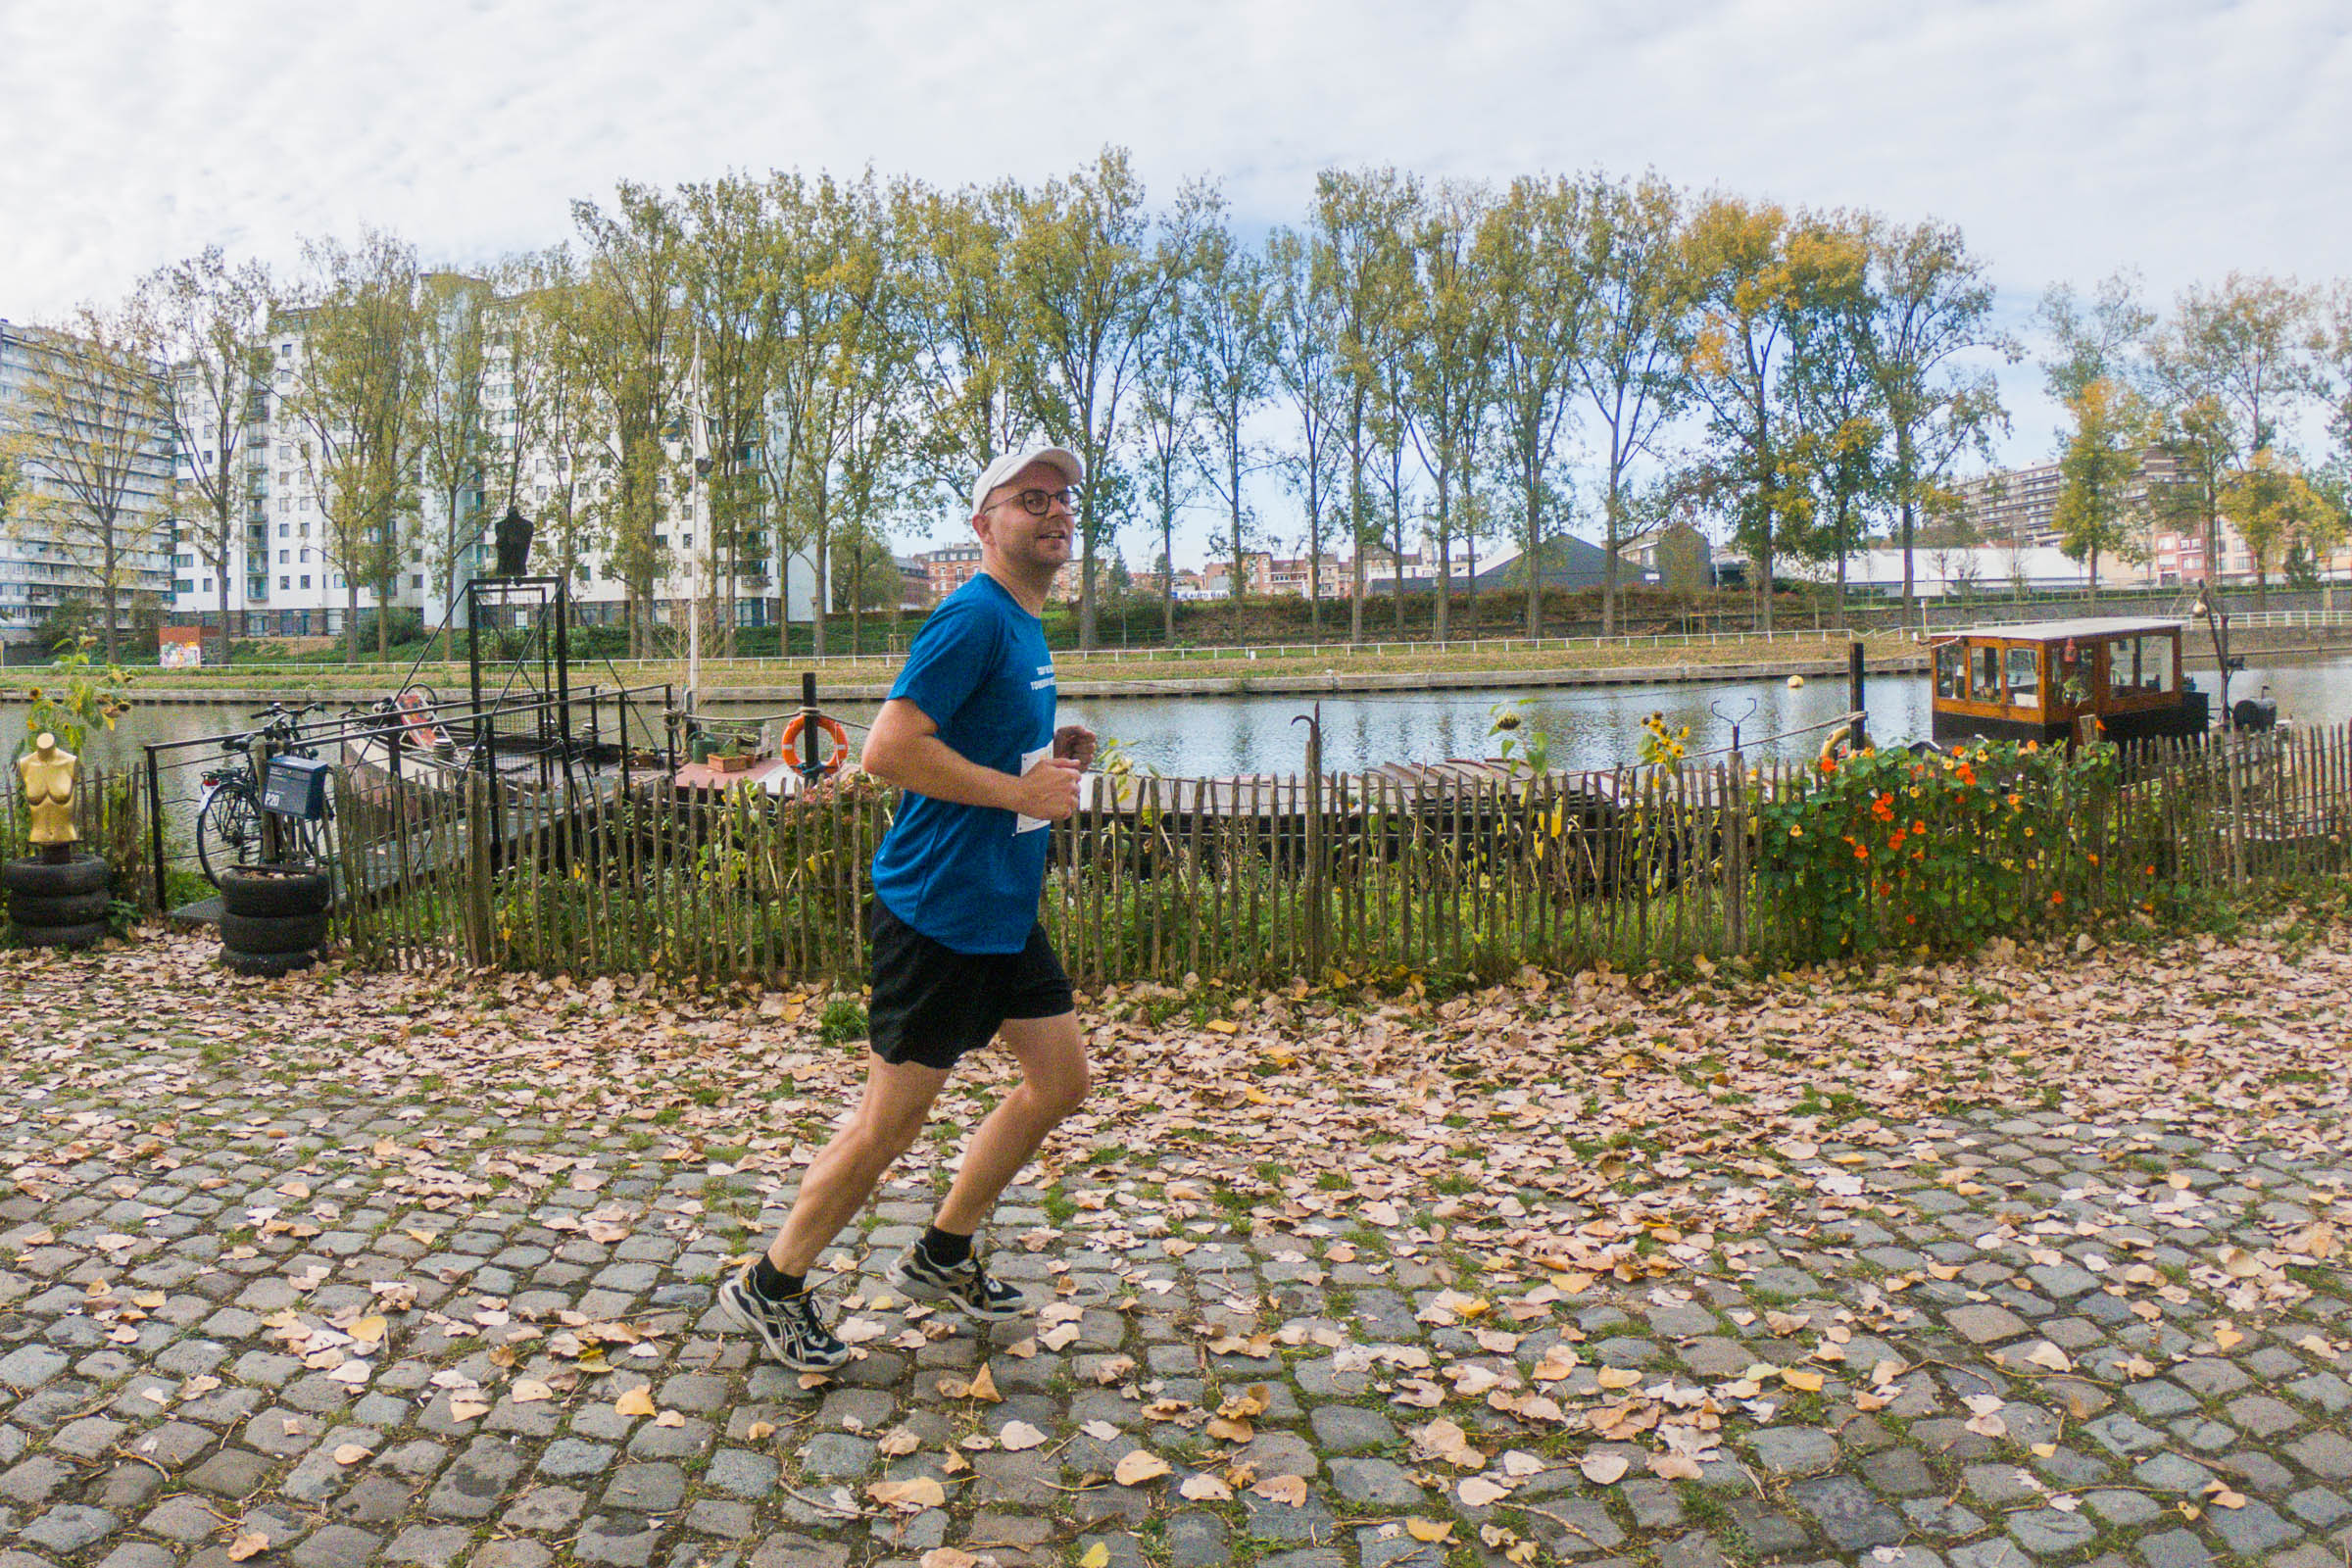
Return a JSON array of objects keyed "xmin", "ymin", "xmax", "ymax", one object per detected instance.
[{"xmin": 869, "ymin": 572, "xmax": 1057, "ymax": 953}]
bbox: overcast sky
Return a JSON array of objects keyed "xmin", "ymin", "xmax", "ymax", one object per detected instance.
[{"xmin": 5, "ymin": 0, "xmax": 2346, "ymax": 564}]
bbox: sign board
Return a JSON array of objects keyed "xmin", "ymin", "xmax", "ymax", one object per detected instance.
[{"xmin": 262, "ymin": 756, "xmax": 333, "ymax": 820}]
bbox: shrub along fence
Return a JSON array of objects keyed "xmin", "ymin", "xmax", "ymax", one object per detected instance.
[{"xmin": 324, "ymin": 723, "xmax": 2352, "ymax": 988}]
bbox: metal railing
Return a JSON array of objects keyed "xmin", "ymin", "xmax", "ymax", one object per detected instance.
[
  {"xmin": 121, "ymin": 625, "xmax": 1868, "ymax": 682},
  {"xmin": 137, "ymin": 681, "xmax": 674, "ymax": 913}
]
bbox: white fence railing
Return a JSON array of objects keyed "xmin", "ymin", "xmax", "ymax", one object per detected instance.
[{"xmin": 127, "ymin": 626, "xmax": 1868, "ymax": 681}]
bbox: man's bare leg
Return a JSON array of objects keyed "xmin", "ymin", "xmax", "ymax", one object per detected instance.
[
  {"xmin": 766, "ymin": 1053, "xmax": 952, "ymax": 1276},
  {"xmin": 932, "ymin": 1011, "xmax": 1090, "ymax": 1236}
]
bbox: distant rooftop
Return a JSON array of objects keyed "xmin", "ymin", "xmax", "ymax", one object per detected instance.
[{"xmin": 1938, "ymin": 616, "xmax": 2187, "ymax": 642}]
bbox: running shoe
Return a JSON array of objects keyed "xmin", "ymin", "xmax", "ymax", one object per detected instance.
[
  {"xmin": 718, "ymin": 1263, "xmax": 852, "ymax": 1372},
  {"xmin": 888, "ymin": 1242, "xmax": 1028, "ymax": 1323}
]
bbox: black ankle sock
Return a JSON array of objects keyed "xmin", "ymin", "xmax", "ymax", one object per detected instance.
[
  {"xmin": 918, "ymin": 1226, "xmax": 973, "ymax": 1267},
  {"xmin": 751, "ymin": 1255, "xmax": 804, "ymax": 1301}
]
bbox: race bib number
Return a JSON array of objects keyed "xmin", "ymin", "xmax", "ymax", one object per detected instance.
[{"xmin": 1014, "ymin": 745, "xmax": 1053, "ymax": 833}]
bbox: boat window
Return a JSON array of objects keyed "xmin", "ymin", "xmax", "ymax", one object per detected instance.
[
  {"xmin": 2006, "ymin": 646, "xmax": 2040, "ymax": 709},
  {"xmin": 1936, "ymin": 643, "xmax": 1967, "ymax": 699},
  {"xmin": 1975, "ymin": 646, "xmax": 2002, "ymax": 703},
  {"xmin": 2105, "ymin": 639, "xmax": 2132, "ymax": 699}
]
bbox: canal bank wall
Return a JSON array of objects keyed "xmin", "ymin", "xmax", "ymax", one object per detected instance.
[{"xmin": 99, "ymin": 621, "xmax": 2352, "ymax": 708}]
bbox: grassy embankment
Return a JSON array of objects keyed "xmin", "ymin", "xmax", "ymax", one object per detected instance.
[{"xmin": 113, "ymin": 629, "xmax": 1920, "ymax": 697}]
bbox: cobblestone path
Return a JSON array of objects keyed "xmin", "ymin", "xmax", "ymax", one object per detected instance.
[{"xmin": 0, "ymin": 935, "xmax": 2346, "ymax": 1568}]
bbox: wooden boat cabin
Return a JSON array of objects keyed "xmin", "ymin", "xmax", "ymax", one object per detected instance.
[{"xmin": 1931, "ymin": 617, "xmax": 2210, "ymax": 747}]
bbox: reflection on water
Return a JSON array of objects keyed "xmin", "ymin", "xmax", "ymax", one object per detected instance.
[{"xmin": 10, "ymin": 656, "xmax": 2349, "ymax": 786}]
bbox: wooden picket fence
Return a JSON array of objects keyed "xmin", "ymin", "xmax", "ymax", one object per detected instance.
[{"xmin": 320, "ymin": 722, "xmax": 2352, "ymax": 989}]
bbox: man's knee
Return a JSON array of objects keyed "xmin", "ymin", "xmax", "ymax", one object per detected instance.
[{"xmin": 1029, "ymin": 1057, "xmax": 1090, "ymax": 1121}]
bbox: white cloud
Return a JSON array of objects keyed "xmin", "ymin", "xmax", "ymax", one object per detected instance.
[{"xmin": 5, "ymin": 0, "xmax": 2346, "ymax": 561}]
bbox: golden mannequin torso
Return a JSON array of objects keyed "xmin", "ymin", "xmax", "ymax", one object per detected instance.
[{"xmin": 18, "ymin": 733, "xmax": 79, "ymax": 846}]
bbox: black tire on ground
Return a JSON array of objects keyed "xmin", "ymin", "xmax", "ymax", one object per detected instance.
[
  {"xmin": 220, "ymin": 946, "xmax": 318, "ymax": 978},
  {"xmin": 18, "ymin": 919, "xmax": 108, "ymax": 950},
  {"xmin": 219, "ymin": 911, "xmax": 330, "ymax": 956},
  {"xmin": 7, "ymin": 889, "xmax": 113, "ymax": 928},
  {"xmin": 1, "ymin": 857, "xmax": 111, "ymax": 897},
  {"xmin": 219, "ymin": 863, "xmax": 332, "ymax": 919}
]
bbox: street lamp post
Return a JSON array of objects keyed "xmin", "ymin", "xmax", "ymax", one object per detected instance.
[{"xmin": 2189, "ymin": 586, "xmax": 2230, "ymax": 728}]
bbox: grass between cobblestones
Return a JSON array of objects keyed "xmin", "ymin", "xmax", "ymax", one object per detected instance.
[{"xmin": 0, "ymin": 887, "xmax": 2346, "ymax": 1568}]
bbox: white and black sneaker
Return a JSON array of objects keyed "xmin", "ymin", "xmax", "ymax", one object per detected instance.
[
  {"xmin": 888, "ymin": 1243, "xmax": 1028, "ymax": 1323},
  {"xmin": 718, "ymin": 1263, "xmax": 852, "ymax": 1372}
]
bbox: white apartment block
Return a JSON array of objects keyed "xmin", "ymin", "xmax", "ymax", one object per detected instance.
[
  {"xmin": 1953, "ymin": 455, "xmax": 2351, "ymax": 589},
  {"xmin": 0, "ymin": 318, "xmax": 175, "ymax": 650},
  {"xmin": 168, "ymin": 283, "xmax": 817, "ymax": 645}
]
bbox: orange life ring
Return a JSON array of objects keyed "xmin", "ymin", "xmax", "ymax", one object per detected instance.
[{"xmin": 780, "ymin": 712, "xmax": 851, "ymax": 773}]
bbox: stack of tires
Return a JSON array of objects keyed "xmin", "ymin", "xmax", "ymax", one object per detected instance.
[
  {"xmin": 3, "ymin": 856, "xmax": 112, "ymax": 952},
  {"xmin": 218, "ymin": 862, "xmax": 332, "ymax": 976}
]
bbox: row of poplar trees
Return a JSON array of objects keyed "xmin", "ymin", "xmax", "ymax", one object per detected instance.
[{"xmin": 18, "ymin": 147, "xmax": 2352, "ymax": 665}]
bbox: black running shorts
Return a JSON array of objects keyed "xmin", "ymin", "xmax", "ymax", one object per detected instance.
[{"xmin": 866, "ymin": 902, "xmax": 1074, "ymax": 1070}]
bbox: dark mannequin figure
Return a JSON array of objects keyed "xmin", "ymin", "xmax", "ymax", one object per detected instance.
[{"xmin": 493, "ymin": 506, "xmax": 534, "ymax": 577}]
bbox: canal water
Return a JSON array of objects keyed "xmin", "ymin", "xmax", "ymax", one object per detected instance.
[{"xmin": 15, "ymin": 654, "xmax": 2348, "ymax": 784}]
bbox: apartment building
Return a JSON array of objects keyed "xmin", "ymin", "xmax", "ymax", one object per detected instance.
[
  {"xmin": 1944, "ymin": 451, "xmax": 2352, "ymax": 588},
  {"xmin": 168, "ymin": 283, "xmax": 819, "ymax": 643},
  {"xmin": 913, "ymin": 542, "xmax": 983, "ymax": 605},
  {"xmin": 0, "ymin": 318, "xmax": 176, "ymax": 651}
]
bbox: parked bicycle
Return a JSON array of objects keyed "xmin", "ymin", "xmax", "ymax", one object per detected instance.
[{"xmin": 194, "ymin": 702, "xmax": 333, "ymax": 886}]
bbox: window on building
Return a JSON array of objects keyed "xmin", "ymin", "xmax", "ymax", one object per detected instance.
[
  {"xmin": 279, "ymin": 575, "xmax": 290, "ymax": 590},
  {"xmin": 279, "ymin": 522, "xmax": 289, "ymax": 537},
  {"xmin": 413, "ymin": 574, "xmax": 424, "ymax": 589},
  {"xmin": 299, "ymin": 549, "xmax": 310, "ymax": 564},
  {"xmin": 301, "ymin": 575, "xmax": 311, "ymax": 589},
  {"xmin": 173, "ymin": 579, "xmax": 193, "ymax": 595}
]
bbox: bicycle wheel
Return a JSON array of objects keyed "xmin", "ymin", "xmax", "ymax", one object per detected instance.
[{"xmin": 195, "ymin": 783, "xmax": 266, "ymax": 887}]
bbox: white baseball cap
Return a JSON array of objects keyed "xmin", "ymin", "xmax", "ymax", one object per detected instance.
[{"xmin": 970, "ymin": 444, "xmax": 1085, "ymax": 518}]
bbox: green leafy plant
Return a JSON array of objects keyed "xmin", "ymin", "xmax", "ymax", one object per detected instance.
[
  {"xmin": 1488, "ymin": 699, "xmax": 1551, "ymax": 775},
  {"xmin": 1638, "ymin": 710, "xmax": 1690, "ymax": 769},
  {"xmin": 1751, "ymin": 738, "xmax": 2137, "ymax": 961},
  {"xmin": 8, "ymin": 635, "xmax": 134, "ymax": 758},
  {"xmin": 818, "ymin": 996, "xmax": 868, "ymax": 1045}
]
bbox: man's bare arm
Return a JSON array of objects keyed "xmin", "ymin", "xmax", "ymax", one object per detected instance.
[{"xmin": 861, "ymin": 698, "xmax": 1081, "ymax": 821}]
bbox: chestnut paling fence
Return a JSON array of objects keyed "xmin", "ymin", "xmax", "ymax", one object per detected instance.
[{"xmin": 306, "ymin": 722, "xmax": 2352, "ymax": 987}]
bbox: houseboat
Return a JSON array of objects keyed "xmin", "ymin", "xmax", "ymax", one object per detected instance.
[{"xmin": 1931, "ymin": 617, "xmax": 2210, "ymax": 747}]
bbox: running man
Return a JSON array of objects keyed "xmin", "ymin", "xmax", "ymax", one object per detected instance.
[{"xmin": 720, "ymin": 445, "xmax": 1097, "ymax": 1370}]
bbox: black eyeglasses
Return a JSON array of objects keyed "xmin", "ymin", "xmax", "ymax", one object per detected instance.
[{"xmin": 989, "ymin": 486, "xmax": 1078, "ymax": 517}]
